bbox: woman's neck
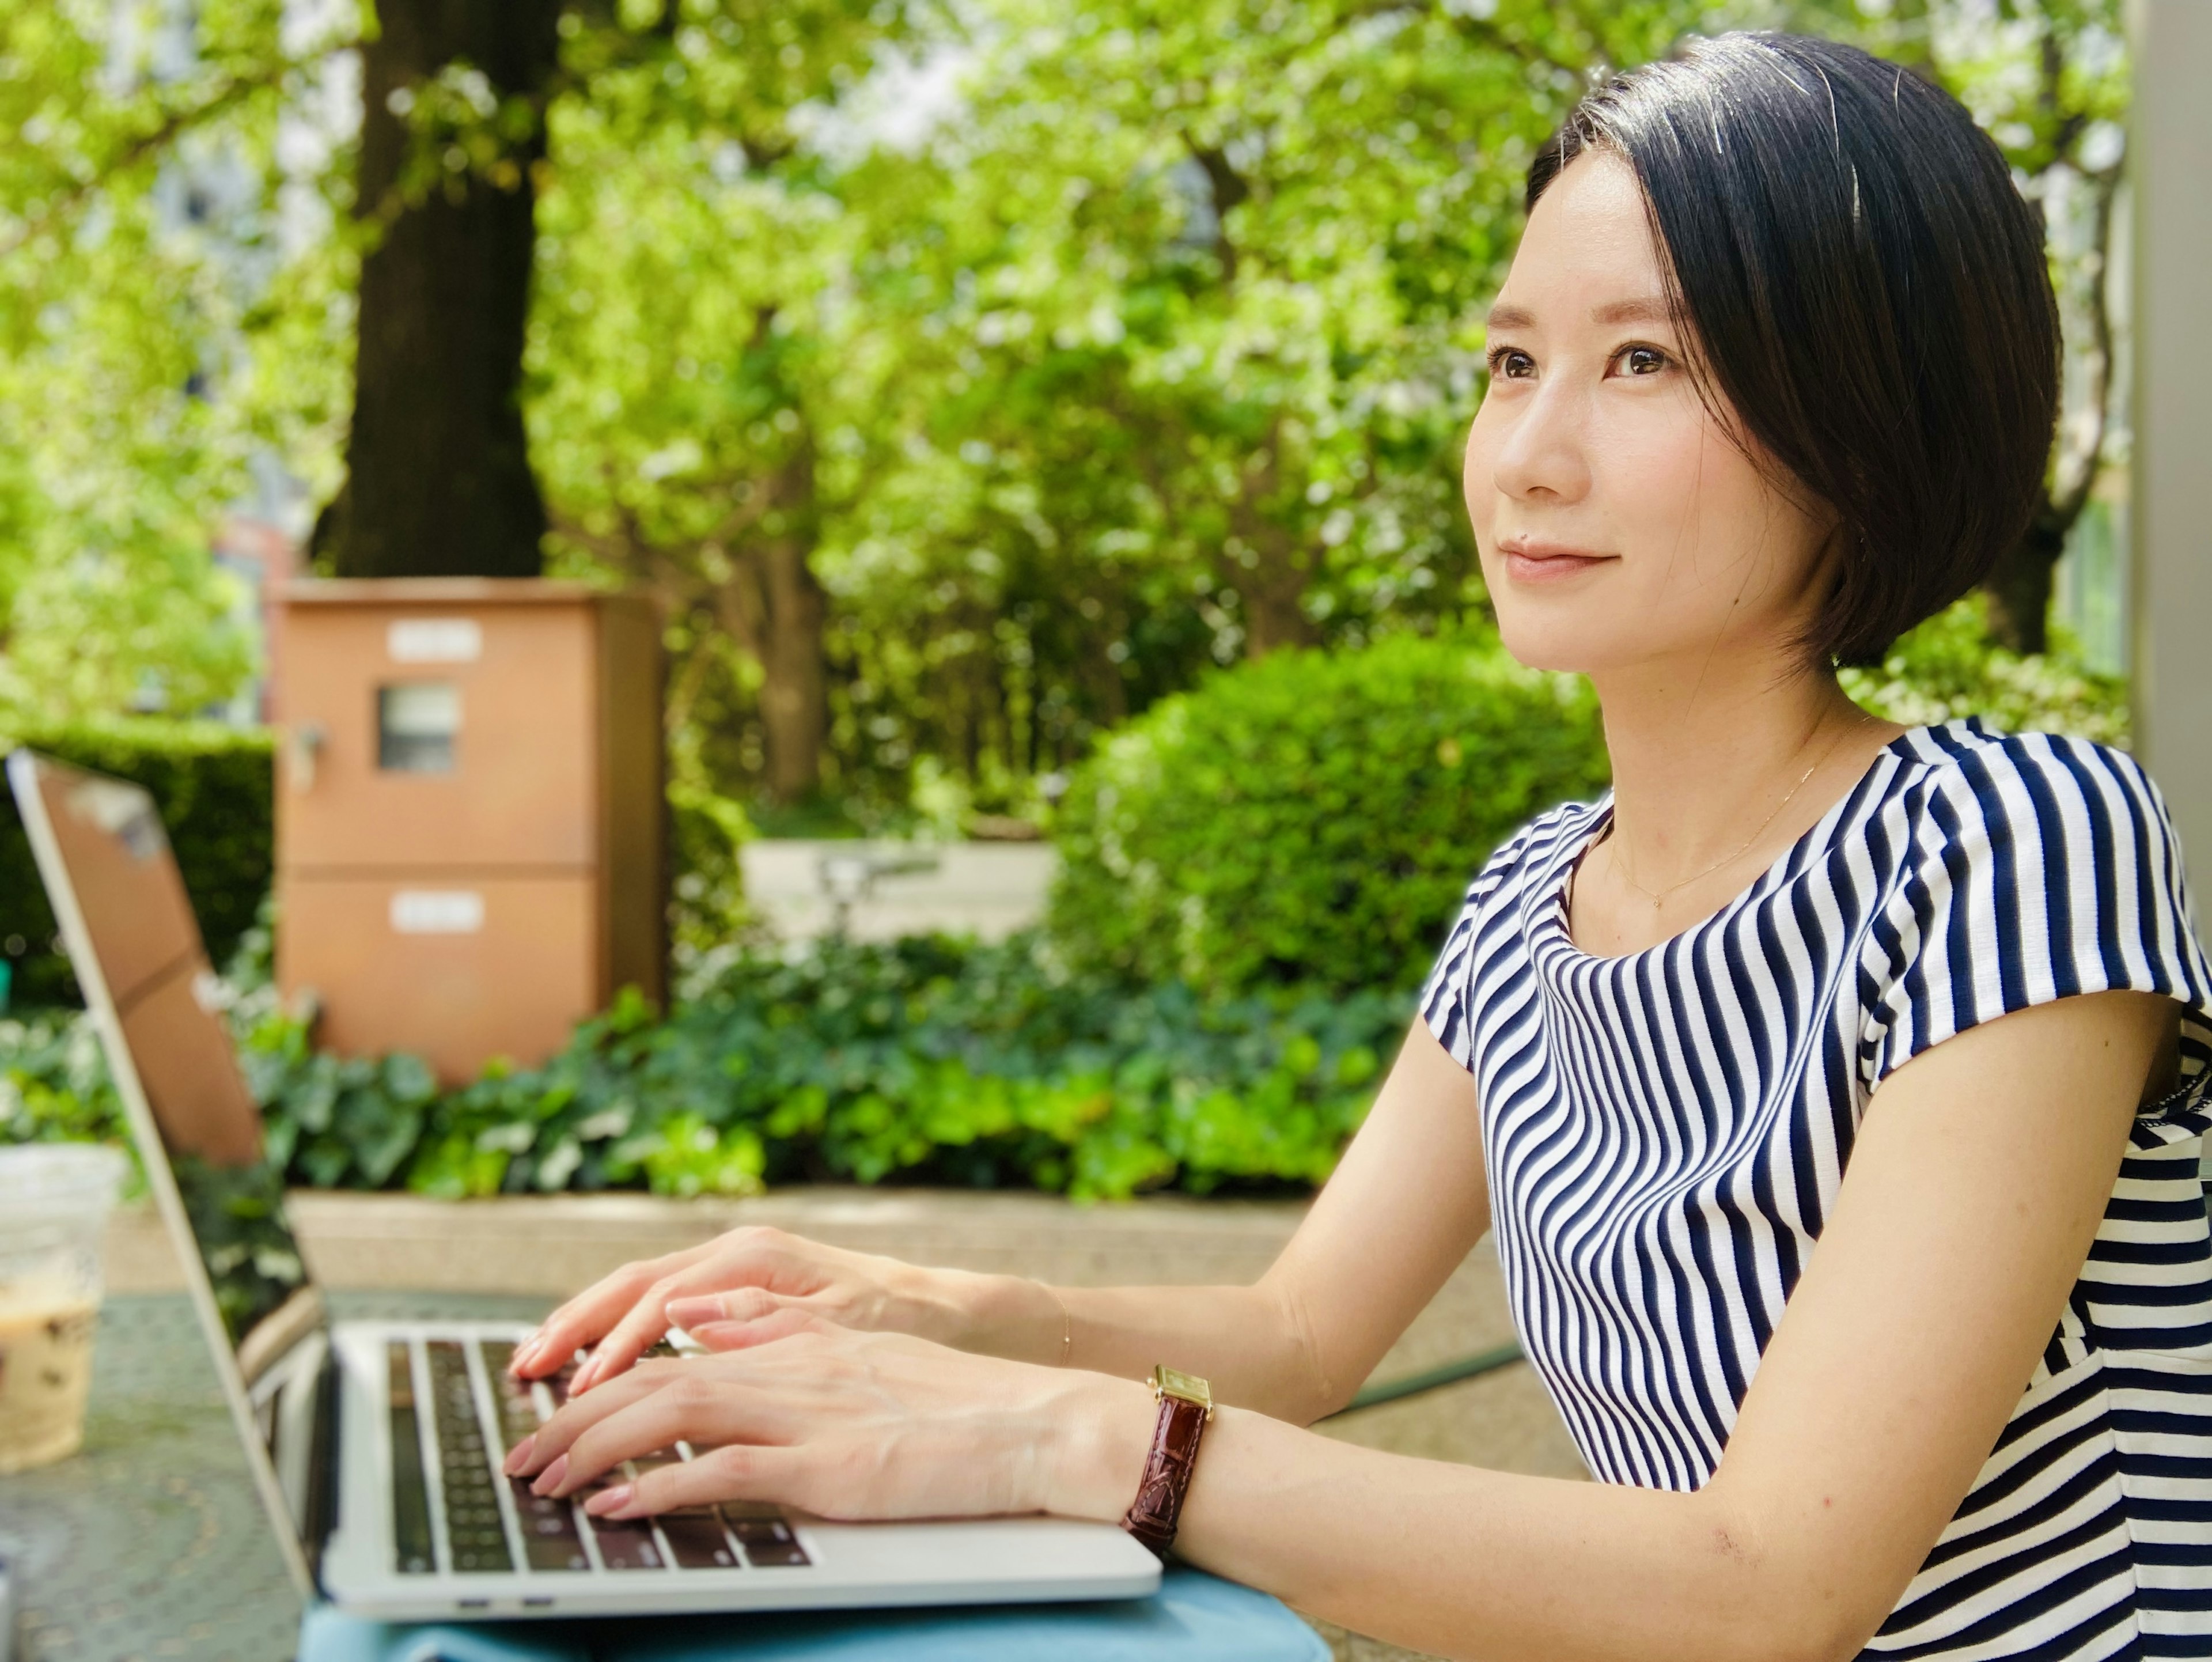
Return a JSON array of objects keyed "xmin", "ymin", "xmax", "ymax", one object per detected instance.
[{"xmin": 1573, "ymin": 641, "xmax": 1902, "ymax": 955}]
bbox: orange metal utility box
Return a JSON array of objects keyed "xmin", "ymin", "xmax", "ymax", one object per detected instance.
[{"xmin": 275, "ymin": 580, "xmax": 664, "ymax": 1084}]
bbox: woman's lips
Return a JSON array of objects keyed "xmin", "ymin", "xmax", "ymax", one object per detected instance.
[{"xmin": 1501, "ymin": 543, "xmax": 1615, "ymax": 584}]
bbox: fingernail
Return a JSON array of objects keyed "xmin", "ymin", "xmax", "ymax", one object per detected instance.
[
  {"xmin": 570, "ymin": 1358, "xmax": 598, "ymax": 1395},
  {"xmin": 665, "ymin": 1297, "xmax": 720, "ymax": 1328},
  {"xmin": 510, "ymin": 1336, "xmax": 540, "ymax": 1375},
  {"xmin": 532, "ymin": 1453, "xmax": 569, "ymax": 1496},
  {"xmin": 503, "ymin": 1433, "xmax": 535, "ymax": 1476},
  {"xmin": 583, "ymin": 1483, "xmax": 635, "ymax": 1518}
]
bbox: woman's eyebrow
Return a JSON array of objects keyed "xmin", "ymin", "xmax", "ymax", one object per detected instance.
[
  {"xmin": 1484, "ymin": 297, "xmax": 1673, "ymax": 331},
  {"xmin": 1590, "ymin": 297, "xmax": 1672, "ymax": 326}
]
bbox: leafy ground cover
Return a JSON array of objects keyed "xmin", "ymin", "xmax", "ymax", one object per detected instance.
[{"xmin": 0, "ymin": 927, "xmax": 1408, "ymax": 1202}]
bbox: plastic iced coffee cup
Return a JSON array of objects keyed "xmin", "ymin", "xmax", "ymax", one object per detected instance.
[{"xmin": 0, "ymin": 1143, "xmax": 128, "ymax": 1472}]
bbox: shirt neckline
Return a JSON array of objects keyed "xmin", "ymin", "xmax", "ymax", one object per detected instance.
[{"xmin": 1541, "ymin": 718, "xmax": 1972, "ymax": 967}]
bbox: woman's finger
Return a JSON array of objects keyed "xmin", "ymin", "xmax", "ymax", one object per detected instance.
[
  {"xmin": 512, "ymin": 1247, "xmax": 710, "ymax": 1377},
  {"xmin": 664, "ymin": 1285, "xmax": 782, "ymax": 1331},
  {"xmin": 589, "ymin": 1441, "xmax": 817, "ymax": 1521},
  {"xmin": 573, "ymin": 1258, "xmax": 759, "ymax": 1394},
  {"xmin": 687, "ymin": 1307, "xmax": 827, "ymax": 1353},
  {"xmin": 511, "ymin": 1360, "xmax": 672, "ymax": 1476},
  {"xmin": 576, "ymin": 1236, "xmax": 804, "ymax": 1392},
  {"xmin": 551, "ymin": 1377, "xmax": 778, "ymax": 1498}
]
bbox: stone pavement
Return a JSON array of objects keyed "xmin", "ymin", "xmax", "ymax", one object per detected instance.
[
  {"xmin": 736, "ymin": 840, "xmax": 1057, "ymax": 942},
  {"xmin": 105, "ymin": 1187, "xmax": 1586, "ymax": 1660}
]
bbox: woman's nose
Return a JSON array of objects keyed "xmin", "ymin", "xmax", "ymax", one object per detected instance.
[{"xmin": 1488, "ymin": 383, "xmax": 1592, "ymax": 505}]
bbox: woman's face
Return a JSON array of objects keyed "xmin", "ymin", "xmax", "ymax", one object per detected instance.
[{"xmin": 1463, "ymin": 150, "xmax": 1833, "ymax": 679}]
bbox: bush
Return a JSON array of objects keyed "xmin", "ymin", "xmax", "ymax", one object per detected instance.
[
  {"xmin": 0, "ymin": 717, "xmax": 274, "ymax": 1006},
  {"xmin": 0, "ymin": 932, "xmax": 1408, "ymax": 1201},
  {"xmin": 1841, "ymin": 595, "xmax": 2131, "ymax": 746},
  {"xmin": 1048, "ymin": 633, "xmax": 1611, "ymax": 997}
]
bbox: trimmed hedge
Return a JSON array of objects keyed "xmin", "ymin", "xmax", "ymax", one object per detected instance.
[
  {"xmin": 1048, "ymin": 633, "xmax": 1612, "ymax": 997},
  {"xmin": 0, "ymin": 930, "xmax": 1407, "ymax": 1200},
  {"xmin": 0, "ymin": 718, "xmax": 274, "ymax": 1006}
]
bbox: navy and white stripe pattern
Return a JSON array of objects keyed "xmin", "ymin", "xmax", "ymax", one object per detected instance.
[{"xmin": 1420, "ymin": 720, "xmax": 2212, "ymax": 1659}]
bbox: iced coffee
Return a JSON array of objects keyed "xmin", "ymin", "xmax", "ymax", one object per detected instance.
[
  {"xmin": 0, "ymin": 1273, "xmax": 100, "ymax": 1472},
  {"xmin": 0, "ymin": 1142, "xmax": 126, "ymax": 1471}
]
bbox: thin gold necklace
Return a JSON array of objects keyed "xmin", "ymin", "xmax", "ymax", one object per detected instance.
[{"xmin": 1605, "ymin": 714, "xmax": 1868, "ymax": 912}]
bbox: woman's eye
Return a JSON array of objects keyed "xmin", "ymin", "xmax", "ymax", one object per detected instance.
[
  {"xmin": 1615, "ymin": 345, "xmax": 1668, "ymax": 377},
  {"xmin": 1487, "ymin": 347, "xmax": 1535, "ymax": 380}
]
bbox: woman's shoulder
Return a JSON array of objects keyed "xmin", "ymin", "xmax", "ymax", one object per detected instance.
[
  {"xmin": 1876, "ymin": 718, "xmax": 2167, "ymax": 847},
  {"xmin": 1853, "ymin": 719, "xmax": 2212, "ymax": 1095},
  {"xmin": 1473, "ymin": 793, "xmax": 1612, "ymax": 901}
]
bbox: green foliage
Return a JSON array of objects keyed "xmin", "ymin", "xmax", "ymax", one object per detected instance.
[
  {"xmin": 1049, "ymin": 632, "xmax": 1611, "ymax": 997},
  {"xmin": 171, "ymin": 1150, "xmax": 309, "ymax": 1346},
  {"xmin": 3, "ymin": 933, "xmax": 1408, "ymax": 1201},
  {"xmin": 0, "ymin": 1008, "xmax": 122, "ymax": 1149},
  {"xmin": 1842, "ymin": 596, "xmax": 2131, "ymax": 747},
  {"xmin": 0, "ymin": 718, "xmax": 275, "ymax": 1006},
  {"xmin": 0, "ymin": 0, "xmax": 324, "ymax": 725}
]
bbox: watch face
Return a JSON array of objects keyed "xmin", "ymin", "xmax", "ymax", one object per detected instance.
[{"xmin": 1154, "ymin": 1364, "xmax": 1213, "ymax": 1409}]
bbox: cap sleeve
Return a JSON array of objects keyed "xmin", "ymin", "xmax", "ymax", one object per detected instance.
[
  {"xmin": 1418, "ymin": 809, "xmax": 1580, "ymax": 1067},
  {"xmin": 1859, "ymin": 733, "xmax": 2212, "ymax": 1097}
]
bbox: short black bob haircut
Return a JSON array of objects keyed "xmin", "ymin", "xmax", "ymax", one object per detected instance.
[{"xmin": 1526, "ymin": 33, "xmax": 2059, "ymax": 668}]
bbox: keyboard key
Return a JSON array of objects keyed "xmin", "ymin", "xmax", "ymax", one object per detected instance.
[
  {"xmin": 659, "ymin": 1513, "xmax": 740, "ymax": 1569},
  {"xmin": 719, "ymin": 1499, "xmax": 786, "ymax": 1520},
  {"xmin": 730, "ymin": 1516, "xmax": 810, "ymax": 1568},
  {"xmin": 428, "ymin": 1340, "xmax": 514, "ymax": 1573},
  {"xmin": 387, "ymin": 1345, "xmax": 435, "ymax": 1575},
  {"xmin": 512, "ymin": 1478, "xmax": 590, "ymax": 1572},
  {"xmin": 588, "ymin": 1512, "xmax": 665, "ymax": 1570}
]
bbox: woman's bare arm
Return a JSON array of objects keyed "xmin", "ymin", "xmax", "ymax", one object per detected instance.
[
  {"xmin": 516, "ymin": 990, "xmax": 2168, "ymax": 1662},
  {"xmin": 954, "ymin": 1017, "xmax": 1490, "ymax": 1418},
  {"xmin": 1143, "ymin": 990, "xmax": 2171, "ymax": 1661},
  {"xmin": 527, "ymin": 1018, "xmax": 1488, "ymax": 1423}
]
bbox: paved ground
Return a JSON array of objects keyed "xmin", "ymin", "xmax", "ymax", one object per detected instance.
[
  {"xmin": 737, "ymin": 840, "xmax": 1056, "ymax": 941},
  {"xmin": 106, "ymin": 1187, "xmax": 1585, "ymax": 1660}
]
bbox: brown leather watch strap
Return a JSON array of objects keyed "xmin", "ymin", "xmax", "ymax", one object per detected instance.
[{"xmin": 1120, "ymin": 1390, "xmax": 1209, "ymax": 1560}]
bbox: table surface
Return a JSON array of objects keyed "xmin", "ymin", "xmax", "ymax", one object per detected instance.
[{"xmin": 0, "ymin": 1289, "xmax": 551, "ymax": 1662}]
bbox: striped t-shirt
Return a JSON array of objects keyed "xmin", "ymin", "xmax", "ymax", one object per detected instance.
[{"xmin": 1419, "ymin": 719, "xmax": 2212, "ymax": 1660}]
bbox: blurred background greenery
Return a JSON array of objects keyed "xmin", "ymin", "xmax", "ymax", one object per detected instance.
[{"xmin": 0, "ymin": 0, "xmax": 2136, "ymax": 1197}]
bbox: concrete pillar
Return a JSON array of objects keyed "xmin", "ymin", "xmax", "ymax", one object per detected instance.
[{"xmin": 2132, "ymin": 0, "xmax": 2212, "ymax": 881}]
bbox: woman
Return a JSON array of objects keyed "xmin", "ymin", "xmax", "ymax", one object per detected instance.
[{"xmin": 505, "ymin": 33, "xmax": 2212, "ymax": 1660}]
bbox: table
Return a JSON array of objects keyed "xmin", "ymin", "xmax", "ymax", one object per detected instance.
[
  {"xmin": 0, "ymin": 1290, "xmax": 547, "ymax": 1662},
  {"xmin": 0, "ymin": 1293, "xmax": 1329, "ymax": 1662}
]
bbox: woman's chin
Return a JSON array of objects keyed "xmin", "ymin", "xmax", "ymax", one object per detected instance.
[{"xmin": 1493, "ymin": 616, "xmax": 1612, "ymax": 677}]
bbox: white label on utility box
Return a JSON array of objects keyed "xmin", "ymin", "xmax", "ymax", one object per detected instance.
[
  {"xmin": 391, "ymin": 890, "xmax": 485, "ymax": 934},
  {"xmin": 387, "ymin": 619, "xmax": 483, "ymax": 664}
]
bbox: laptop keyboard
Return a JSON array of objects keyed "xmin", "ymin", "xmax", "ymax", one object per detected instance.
[{"xmin": 389, "ymin": 1337, "xmax": 812, "ymax": 1578}]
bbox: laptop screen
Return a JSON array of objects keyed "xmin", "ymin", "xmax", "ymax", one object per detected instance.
[{"xmin": 9, "ymin": 751, "xmax": 323, "ymax": 1387}]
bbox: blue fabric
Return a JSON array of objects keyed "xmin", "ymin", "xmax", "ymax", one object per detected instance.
[{"xmin": 299, "ymin": 1570, "xmax": 1330, "ymax": 1662}]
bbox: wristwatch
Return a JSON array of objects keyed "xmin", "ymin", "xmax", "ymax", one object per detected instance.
[{"xmin": 1120, "ymin": 1365, "xmax": 1213, "ymax": 1560}]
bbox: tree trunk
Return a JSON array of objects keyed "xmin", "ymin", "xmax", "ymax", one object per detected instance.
[
  {"xmin": 1247, "ymin": 571, "xmax": 1309, "ymax": 655},
  {"xmin": 321, "ymin": 0, "xmax": 560, "ymax": 579},
  {"xmin": 1233, "ymin": 523, "xmax": 1316, "ymax": 658},
  {"xmin": 752, "ymin": 536, "xmax": 828, "ymax": 803},
  {"xmin": 1983, "ymin": 506, "xmax": 2069, "ymax": 656},
  {"xmin": 710, "ymin": 449, "xmax": 828, "ymax": 804},
  {"xmin": 1225, "ymin": 433, "xmax": 1316, "ymax": 658}
]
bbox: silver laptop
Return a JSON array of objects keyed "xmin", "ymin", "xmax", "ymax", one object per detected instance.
[{"xmin": 9, "ymin": 748, "xmax": 1161, "ymax": 1622}]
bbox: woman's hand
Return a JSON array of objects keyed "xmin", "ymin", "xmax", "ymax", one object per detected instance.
[
  {"xmin": 503, "ymin": 1324, "xmax": 1154, "ymax": 1526},
  {"xmin": 507, "ymin": 1225, "xmax": 1046, "ymax": 1395}
]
